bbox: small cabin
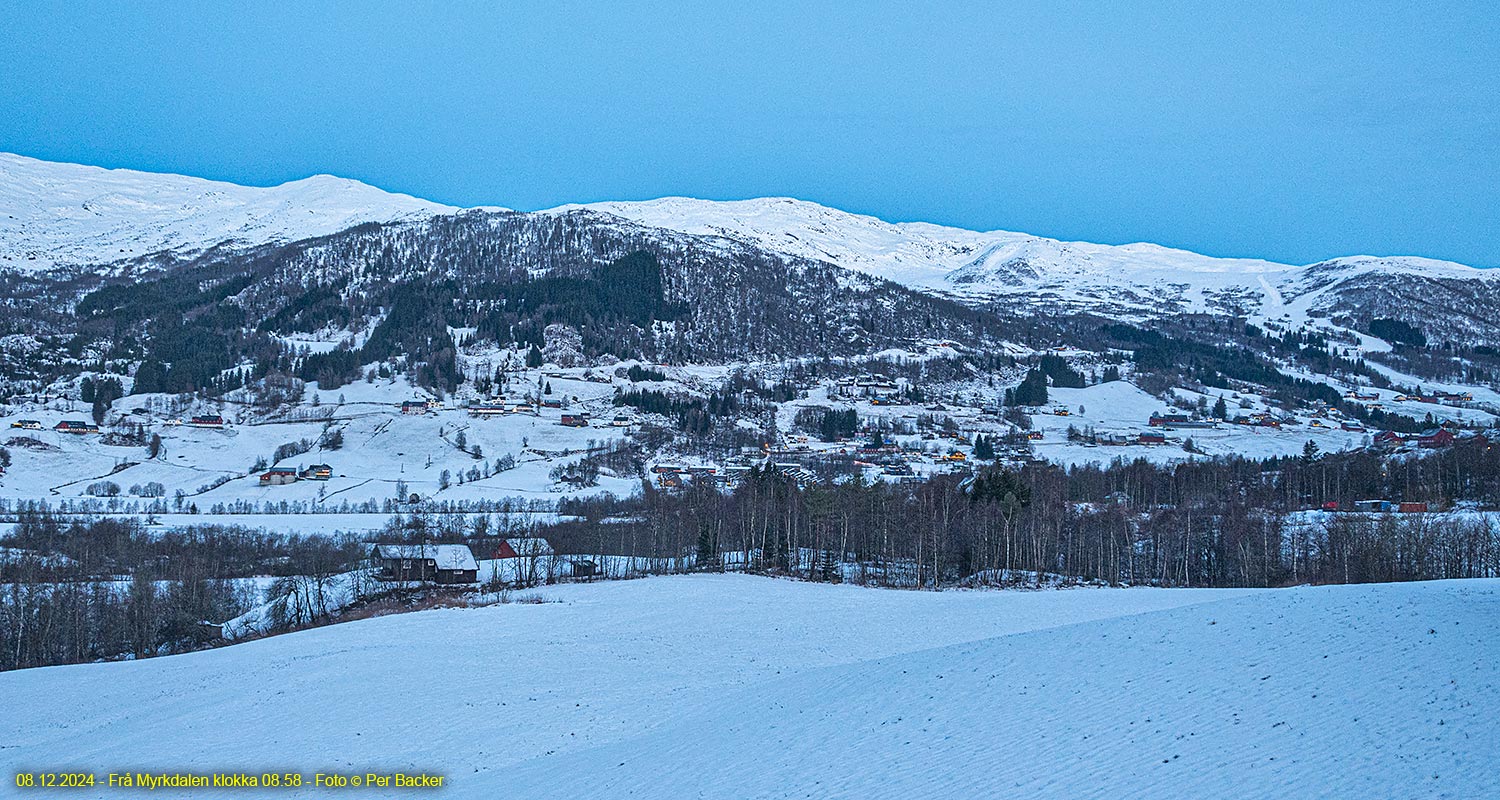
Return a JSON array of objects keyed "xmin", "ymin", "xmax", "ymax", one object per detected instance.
[
  {"xmin": 260, "ymin": 467, "xmax": 299, "ymax": 486},
  {"xmin": 560, "ymin": 414, "xmax": 589, "ymax": 428},
  {"xmin": 370, "ymin": 543, "xmax": 478, "ymax": 584},
  {"xmin": 10, "ymin": 419, "xmax": 41, "ymax": 430}
]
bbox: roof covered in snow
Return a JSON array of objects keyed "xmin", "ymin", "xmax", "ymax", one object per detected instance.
[{"xmin": 370, "ymin": 543, "xmax": 478, "ymax": 571}]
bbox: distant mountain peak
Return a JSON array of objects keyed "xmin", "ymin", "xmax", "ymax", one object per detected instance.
[{"xmin": 0, "ymin": 152, "xmax": 463, "ymax": 272}]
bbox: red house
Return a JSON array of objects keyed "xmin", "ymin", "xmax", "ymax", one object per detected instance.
[
  {"xmin": 1373, "ymin": 430, "xmax": 1404, "ymax": 447},
  {"xmin": 1417, "ymin": 428, "xmax": 1455, "ymax": 449}
]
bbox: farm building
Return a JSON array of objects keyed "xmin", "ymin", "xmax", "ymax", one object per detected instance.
[
  {"xmin": 492, "ymin": 537, "xmax": 556, "ymax": 560},
  {"xmin": 54, "ymin": 420, "xmax": 98, "ymax": 434},
  {"xmin": 370, "ymin": 543, "xmax": 478, "ymax": 584},
  {"xmin": 400, "ymin": 400, "xmax": 427, "ymax": 415},
  {"xmin": 1417, "ymin": 429, "xmax": 1455, "ymax": 449},
  {"xmin": 10, "ymin": 419, "xmax": 41, "ymax": 430},
  {"xmin": 187, "ymin": 414, "xmax": 225, "ymax": 429},
  {"xmin": 560, "ymin": 414, "xmax": 589, "ymax": 427},
  {"xmin": 300, "ymin": 464, "xmax": 333, "ymax": 480},
  {"xmin": 1374, "ymin": 431, "xmax": 1404, "ymax": 448},
  {"xmin": 259, "ymin": 467, "xmax": 299, "ymax": 486}
]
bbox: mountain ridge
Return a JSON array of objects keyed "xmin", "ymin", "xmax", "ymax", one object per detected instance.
[
  {"xmin": 0, "ymin": 152, "xmax": 467, "ymax": 272},
  {"xmin": 5, "ymin": 153, "xmax": 1498, "ymax": 344}
]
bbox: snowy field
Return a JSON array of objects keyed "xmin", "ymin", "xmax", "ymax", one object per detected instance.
[{"xmin": 4, "ymin": 574, "xmax": 1495, "ymax": 798}]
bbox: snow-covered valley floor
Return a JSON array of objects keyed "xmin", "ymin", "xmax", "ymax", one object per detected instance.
[{"xmin": 3, "ymin": 575, "xmax": 1496, "ymax": 798}]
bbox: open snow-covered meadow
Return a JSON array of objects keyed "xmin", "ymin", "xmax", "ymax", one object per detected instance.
[{"xmin": 4, "ymin": 574, "xmax": 1495, "ymax": 799}]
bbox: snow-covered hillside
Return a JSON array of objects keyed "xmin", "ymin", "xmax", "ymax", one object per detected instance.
[
  {"xmin": 0, "ymin": 370, "xmax": 632, "ymax": 507},
  {"xmin": 0, "ymin": 152, "xmax": 463, "ymax": 272},
  {"xmin": 567, "ymin": 196, "xmax": 1498, "ymax": 325},
  {"xmin": 3, "ymin": 575, "xmax": 1493, "ymax": 799}
]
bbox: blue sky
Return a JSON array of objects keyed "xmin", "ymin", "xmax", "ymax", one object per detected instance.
[{"xmin": 2, "ymin": 2, "xmax": 1497, "ymax": 266}]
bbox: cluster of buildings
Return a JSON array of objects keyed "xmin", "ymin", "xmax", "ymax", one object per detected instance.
[
  {"xmin": 829, "ymin": 374, "xmax": 905, "ymax": 403},
  {"xmin": 1345, "ymin": 388, "xmax": 1475, "ymax": 407},
  {"xmin": 1147, "ymin": 412, "xmax": 1218, "ymax": 429},
  {"xmin": 259, "ymin": 463, "xmax": 334, "ymax": 486}
]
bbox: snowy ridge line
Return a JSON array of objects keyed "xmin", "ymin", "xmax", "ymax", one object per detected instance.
[
  {"xmin": 554, "ymin": 196, "xmax": 1498, "ymax": 326},
  {"xmin": 0, "ymin": 152, "xmax": 471, "ymax": 273}
]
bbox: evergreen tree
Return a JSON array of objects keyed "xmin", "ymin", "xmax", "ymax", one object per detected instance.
[
  {"xmin": 1013, "ymin": 369, "xmax": 1049, "ymax": 406},
  {"xmin": 973, "ymin": 434, "xmax": 995, "ymax": 460},
  {"xmin": 1302, "ymin": 439, "xmax": 1320, "ymax": 462},
  {"xmin": 696, "ymin": 524, "xmax": 719, "ymax": 571}
]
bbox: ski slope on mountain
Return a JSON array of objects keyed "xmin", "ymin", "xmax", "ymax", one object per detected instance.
[
  {"xmin": 3, "ymin": 575, "xmax": 1494, "ymax": 799},
  {"xmin": 0, "ymin": 152, "xmax": 461, "ymax": 272}
]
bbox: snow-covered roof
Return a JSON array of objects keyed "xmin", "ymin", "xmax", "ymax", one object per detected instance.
[
  {"xmin": 503, "ymin": 537, "xmax": 555, "ymax": 556},
  {"xmin": 371, "ymin": 544, "xmax": 478, "ymax": 571}
]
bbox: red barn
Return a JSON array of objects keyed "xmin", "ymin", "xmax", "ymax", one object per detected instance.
[
  {"xmin": 1417, "ymin": 429, "xmax": 1455, "ymax": 449},
  {"xmin": 1373, "ymin": 430, "xmax": 1404, "ymax": 448}
]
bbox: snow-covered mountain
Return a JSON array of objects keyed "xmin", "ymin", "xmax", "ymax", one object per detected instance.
[
  {"xmin": 566, "ymin": 197, "xmax": 1499, "ymax": 332},
  {"xmin": 4, "ymin": 153, "xmax": 1496, "ymax": 343},
  {"xmin": 0, "ymin": 152, "xmax": 465, "ymax": 272}
]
